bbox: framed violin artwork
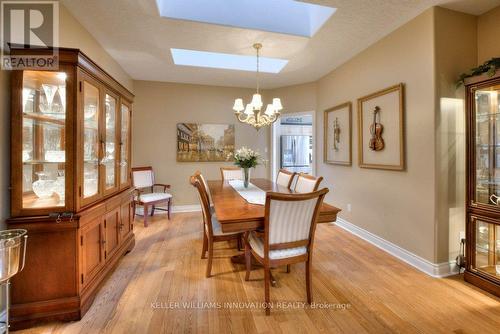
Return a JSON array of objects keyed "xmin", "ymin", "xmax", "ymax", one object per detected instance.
[
  {"xmin": 357, "ymin": 83, "xmax": 405, "ymax": 170},
  {"xmin": 324, "ymin": 102, "xmax": 352, "ymax": 166}
]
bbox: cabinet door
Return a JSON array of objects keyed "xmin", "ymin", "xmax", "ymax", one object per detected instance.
[
  {"xmin": 471, "ymin": 82, "xmax": 500, "ymax": 209},
  {"xmin": 81, "ymin": 216, "xmax": 104, "ymax": 287},
  {"xmin": 77, "ymin": 70, "xmax": 102, "ymax": 209},
  {"xmin": 102, "ymin": 90, "xmax": 119, "ymax": 196},
  {"xmin": 469, "ymin": 215, "xmax": 500, "ymax": 282},
  {"xmin": 120, "ymin": 200, "xmax": 133, "ymax": 240},
  {"xmin": 104, "ymin": 207, "xmax": 120, "ymax": 259},
  {"xmin": 12, "ymin": 66, "xmax": 75, "ymax": 216},
  {"xmin": 119, "ymin": 100, "xmax": 132, "ymax": 189}
]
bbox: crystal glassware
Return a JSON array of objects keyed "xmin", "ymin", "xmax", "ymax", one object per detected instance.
[
  {"xmin": 32, "ymin": 171, "xmax": 55, "ymax": 198},
  {"xmin": 41, "ymin": 84, "xmax": 57, "ymax": 113}
]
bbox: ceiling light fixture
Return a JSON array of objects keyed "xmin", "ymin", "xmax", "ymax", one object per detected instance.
[{"xmin": 233, "ymin": 44, "xmax": 283, "ymax": 130}]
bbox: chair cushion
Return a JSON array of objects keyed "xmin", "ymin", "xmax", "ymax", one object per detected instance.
[
  {"xmin": 248, "ymin": 232, "xmax": 307, "ymax": 260},
  {"xmin": 209, "ymin": 215, "xmax": 239, "ymax": 236},
  {"xmin": 137, "ymin": 192, "xmax": 172, "ymax": 203}
]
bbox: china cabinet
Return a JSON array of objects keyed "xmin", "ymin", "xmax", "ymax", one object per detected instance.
[
  {"xmin": 6, "ymin": 47, "xmax": 135, "ymax": 329},
  {"xmin": 465, "ymin": 71, "xmax": 500, "ymax": 297}
]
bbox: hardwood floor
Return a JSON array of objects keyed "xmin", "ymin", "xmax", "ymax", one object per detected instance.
[{"xmin": 15, "ymin": 212, "xmax": 500, "ymax": 334}]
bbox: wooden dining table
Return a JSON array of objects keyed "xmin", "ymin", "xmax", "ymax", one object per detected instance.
[
  {"xmin": 207, "ymin": 178, "xmax": 341, "ymax": 285},
  {"xmin": 207, "ymin": 178, "xmax": 341, "ymax": 233}
]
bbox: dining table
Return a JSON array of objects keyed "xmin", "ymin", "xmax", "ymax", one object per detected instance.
[
  {"xmin": 207, "ymin": 178, "xmax": 341, "ymax": 234},
  {"xmin": 207, "ymin": 178, "xmax": 341, "ymax": 284}
]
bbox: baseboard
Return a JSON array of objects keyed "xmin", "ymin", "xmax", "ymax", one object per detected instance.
[
  {"xmin": 335, "ymin": 217, "xmax": 459, "ymax": 278},
  {"xmin": 172, "ymin": 205, "xmax": 201, "ymax": 213}
]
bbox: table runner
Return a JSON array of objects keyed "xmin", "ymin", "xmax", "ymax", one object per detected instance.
[{"xmin": 228, "ymin": 180, "xmax": 266, "ymax": 205}]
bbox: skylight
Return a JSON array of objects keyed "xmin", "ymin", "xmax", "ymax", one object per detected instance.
[
  {"xmin": 156, "ymin": 0, "xmax": 336, "ymax": 37},
  {"xmin": 170, "ymin": 48, "xmax": 288, "ymax": 73}
]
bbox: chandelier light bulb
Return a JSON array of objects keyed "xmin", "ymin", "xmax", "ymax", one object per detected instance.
[
  {"xmin": 272, "ymin": 98, "xmax": 283, "ymax": 111},
  {"xmin": 244, "ymin": 103, "xmax": 254, "ymax": 115},
  {"xmin": 233, "ymin": 98, "xmax": 244, "ymax": 112},
  {"xmin": 251, "ymin": 93, "xmax": 263, "ymax": 110},
  {"xmin": 264, "ymin": 104, "xmax": 275, "ymax": 116}
]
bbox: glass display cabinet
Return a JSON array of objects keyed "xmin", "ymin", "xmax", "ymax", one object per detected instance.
[
  {"xmin": 7, "ymin": 47, "xmax": 135, "ymax": 329},
  {"xmin": 465, "ymin": 71, "xmax": 500, "ymax": 297}
]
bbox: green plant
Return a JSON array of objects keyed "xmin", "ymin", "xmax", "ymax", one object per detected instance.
[{"xmin": 457, "ymin": 58, "xmax": 500, "ymax": 88}]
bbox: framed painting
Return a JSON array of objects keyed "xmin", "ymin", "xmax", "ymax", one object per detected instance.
[
  {"xmin": 324, "ymin": 102, "xmax": 352, "ymax": 165},
  {"xmin": 176, "ymin": 123, "xmax": 235, "ymax": 162},
  {"xmin": 357, "ymin": 83, "xmax": 405, "ymax": 170}
]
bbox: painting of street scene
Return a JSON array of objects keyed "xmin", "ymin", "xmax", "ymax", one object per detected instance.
[{"xmin": 177, "ymin": 123, "xmax": 235, "ymax": 162}]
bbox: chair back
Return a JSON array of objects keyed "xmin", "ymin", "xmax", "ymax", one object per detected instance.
[
  {"xmin": 190, "ymin": 173, "xmax": 214, "ymax": 237},
  {"xmin": 276, "ymin": 169, "xmax": 296, "ymax": 189},
  {"xmin": 294, "ymin": 173, "xmax": 323, "ymax": 193},
  {"xmin": 132, "ymin": 166, "xmax": 154, "ymax": 189},
  {"xmin": 263, "ymin": 188, "xmax": 328, "ymax": 257},
  {"xmin": 194, "ymin": 170, "xmax": 212, "ymax": 205},
  {"xmin": 220, "ymin": 166, "xmax": 243, "ymax": 181}
]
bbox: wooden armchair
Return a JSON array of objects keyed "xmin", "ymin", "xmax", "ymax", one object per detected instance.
[
  {"xmin": 294, "ymin": 173, "xmax": 323, "ymax": 193},
  {"xmin": 276, "ymin": 169, "xmax": 296, "ymax": 189},
  {"xmin": 132, "ymin": 166, "xmax": 172, "ymax": 227},
  {"xmin": 245, "ymin": 188, "xmax": 328, "ymax": 315},
  {"xmin": 220, "ymin": 166, "xmax": 244, "ymax": 181},
  {"xmin": 190, "ymin": 172, "xmax": 243, "ymax": 277}
]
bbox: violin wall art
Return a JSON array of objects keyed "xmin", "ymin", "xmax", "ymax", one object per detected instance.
[
  {"xmin": 369, "ymin": 106, "xmax": 385, "ymax": 151},
  {"xmin": 357, "ymin": 83, "xmax": 405, "ymax": 171},
  {"xmin": 324, "ymin": 102, "xmax": 352, "ymax": 166}
]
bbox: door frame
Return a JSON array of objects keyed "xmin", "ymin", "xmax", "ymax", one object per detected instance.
[{"xmin": 270, "ymin": 111, "xmax": 316, "ymax": 181}]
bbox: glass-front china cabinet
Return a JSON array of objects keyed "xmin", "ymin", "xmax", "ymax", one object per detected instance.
[
  {"xmin": 465, "ymin": 71, "xmax": 500, "ymax": 297},
  {"xmin": 7, "ymin": 47, "xmax": 135, "ymax": 329}
]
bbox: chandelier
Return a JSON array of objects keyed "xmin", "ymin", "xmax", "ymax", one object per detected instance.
[{"xmin": 232, "ymin": 43, "xmax": 283, "ymax": 130}]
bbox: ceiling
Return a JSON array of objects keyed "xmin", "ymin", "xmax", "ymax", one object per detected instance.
[{"xmin": 62, "ymin": 0, "xmax": 500, "ymax": 89}]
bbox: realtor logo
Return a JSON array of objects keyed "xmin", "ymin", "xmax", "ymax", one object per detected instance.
[{"xmin": 1, "ymin": 0, "xmax": 59, "ymax": 70}]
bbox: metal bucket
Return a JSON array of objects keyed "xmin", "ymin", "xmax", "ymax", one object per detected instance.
[{"xmin": 0, "ymin": 229, "xmax": 28, "ymax": 284}]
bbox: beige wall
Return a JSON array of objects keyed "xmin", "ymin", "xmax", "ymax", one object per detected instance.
[
  {"xmin": 132, "ymin": 81, "xmax": 269, "ymax": 206},
  {"xmin": 266, "ymin": 82, "xmax": 317, "ymax": 115},
  {"xmin": 0, "ymin": 4, "xmax": 132, "ymax": 229},
  {"xmin": 477, "ymin": 5, "xmax": 500, "ymax": 64},
  {"xmin": 316, "ymin": 8, "xmax": 437, "ymax": 262},
  {"xmin": 434, "ymin": 8, "xmax": 477, "ymax": 263},
  {"xmin": 59, "ymin": 5, "xmax": 133, "ymax": 91}
]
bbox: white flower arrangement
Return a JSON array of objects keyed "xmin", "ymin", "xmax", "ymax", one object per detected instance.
[{"xmin": 231, "ymin": 147, "xmax": 261, "ymax": 168}]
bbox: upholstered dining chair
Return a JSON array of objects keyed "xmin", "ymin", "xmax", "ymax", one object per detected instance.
[
  {"xmin": 294, "ymin": 173, "xmax": 323, "ymax": 193},
  {"xmin": 132, "ymin": 166, "xmax": 172, "ymax": 227},
  {"xmin": 190, "ymin": 173, "xmax": 243, "ymax": 277},
  {"xmin": 244, "ymin": 188, "xmax": 328, "ymax": 315},
  {"xmin": 220, "ymin": 166, "xmax": 244, "ymax": 181},
  {"xmin": 276, "ymin": 169, "xmax": 296, "ymax": 189}
]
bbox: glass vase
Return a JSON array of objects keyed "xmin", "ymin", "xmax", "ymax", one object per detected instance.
[{"xmin": 243, "ymin": 168, "xmax": 250, "ymax": 188}]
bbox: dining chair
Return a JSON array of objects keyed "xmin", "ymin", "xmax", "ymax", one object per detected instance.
[
  {"xmin": 294, "ymin": 173, "xmax": 323, "ymax": 193},
  {"xmin": 276, "ymin": 169, "xmax": 296, "ymax": 189},
  {"xmin": 220, "ymin": 166, "xmax": 244, "ymax": 181},
  {"xmin": 190, "ymin": 173, "xmax": 243, "ymax": 277},
  {"xmin": 244, "ymin": 188, "xmax": 328, "ymax": 315},
  {"xmin": 132, "ymin": 166, "xmax": 172, "ymax": 227}
]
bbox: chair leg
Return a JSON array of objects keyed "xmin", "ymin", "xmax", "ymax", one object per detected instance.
[
  {"xmin": 150, "ymin": 205, "xmax": 155, "ymax": 217},
  {"xmin": 143, "ymin": 204, "xmax": 149, "ymax": 227},
  {"xmin": 286, "ymin": 264, "xmax": 291, "ymax": 273},
  {"xmin": 264, "ymin": 264, "xmax": 271, "ymax": 316},
  {"xmin": 206, "ymin": 238, "xmax": 213, "ymax": 278},
  {"xmin": 201, "ymin": 231, "xmax": 208, "ymax": 259},
  {"xmin": 306, "ymin": 260, "xmax": 312, "ymax": 304},
  {"xmin": 167, "ymin": 198, "xmax": 172, "ymax": 220},
  {"xmin": 245, "ymin": 234, "xmax": 251, "ymax": 281}
]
